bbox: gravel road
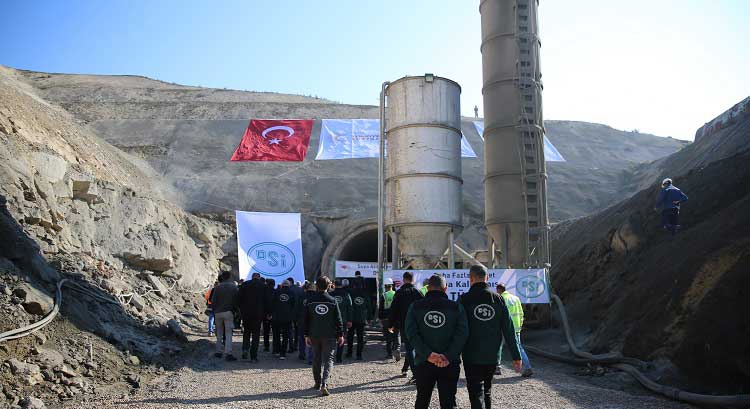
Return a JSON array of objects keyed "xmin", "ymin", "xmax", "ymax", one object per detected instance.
[{"xmin": 70, "ymin": 329, "xmax": 693, "ymax": 409}]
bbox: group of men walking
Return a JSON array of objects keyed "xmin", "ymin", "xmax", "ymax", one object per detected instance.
[{"xmin": 207, "ymin": 266, "xmax": 532, "ymax": 408}]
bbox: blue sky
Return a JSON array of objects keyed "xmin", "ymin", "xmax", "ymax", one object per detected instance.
[{"xmin": 2, "ymin": 0, "xmax": 748, "ymax": 140}]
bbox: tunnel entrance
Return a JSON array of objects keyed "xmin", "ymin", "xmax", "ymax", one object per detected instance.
[{"xmin": 320, "ymin": 220, "xmax": 392, "ymax": 277}]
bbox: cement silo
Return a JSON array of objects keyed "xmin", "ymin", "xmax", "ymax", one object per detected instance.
[
  {"xmin": 381, "ymin": 75, "xmax": 463, "ymax": 269},
  {"xmin": 480, "ymin": 0, "xmax": 549, "ymax": 267}
]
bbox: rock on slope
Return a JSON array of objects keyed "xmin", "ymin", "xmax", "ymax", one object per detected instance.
[
  {"xmin": 550, "ymin": 108, "xmax": 750, "ymax": 393},
  {"xmin": 0, "ymin": 65, "xmax": 235, "ymax": 404}
]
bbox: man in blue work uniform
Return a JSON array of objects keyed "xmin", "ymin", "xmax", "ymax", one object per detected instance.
[
  {"xmin": 655, "ymin": 177, "xmax": 688, "ymax": 235},
  {"xmin": 405, "ymin": 274, "xmax": 469, "ymax": 409},
  {"xmin": 304, "ymin": 276, "xmax": 344, "ymax": 397}
]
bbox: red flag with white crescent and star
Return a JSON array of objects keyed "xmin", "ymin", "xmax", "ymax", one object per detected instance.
[{"xmin": 230, "ymin": 119, "xmax": 313, "ymax": 162}]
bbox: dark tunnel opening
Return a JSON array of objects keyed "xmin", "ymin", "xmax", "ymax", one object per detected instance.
[{"xmin": 336, "ymin": 228, "xmax": 391, "ymax": 262}]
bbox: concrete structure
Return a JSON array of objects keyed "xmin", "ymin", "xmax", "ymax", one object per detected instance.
[
  {"xmin": 384, "ymin": 75, "xmax": 463, "ymax": 269},
  {"xmin": 480, "ymin": 0, "xmax": 549, "ymax": 267}
]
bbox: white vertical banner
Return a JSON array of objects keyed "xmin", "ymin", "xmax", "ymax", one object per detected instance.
[
  {"xmin": 236, "ymin": 211, "xmax": 305, "ymax": 283},
  {"xmin": 384, "ymin": 269, "xmax": 549, "ymax": 304}
]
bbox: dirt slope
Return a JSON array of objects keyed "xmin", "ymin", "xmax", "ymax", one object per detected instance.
[{"xmin": 550, "ymin": 112, "xmax": 750, "ymax": 393}]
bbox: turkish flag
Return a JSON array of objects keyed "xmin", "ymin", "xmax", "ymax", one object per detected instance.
[{"xmin": 231, "ymin": 119, "xmax": 313, "ymax": 162}]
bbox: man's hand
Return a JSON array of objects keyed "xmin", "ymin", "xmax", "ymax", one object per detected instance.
[
  {"xmin": 512, "ymin": 360, "xmax": 522, "ymax": 373},
  {"xmin": 266, "ymin": 314, "xmax": 272, "ymax": 320},
  {"xmin": 347, "ymin": 321, "xmax": 353, "ymax": 329},
  {"xmin": 428, "ymin": 353, "xmax": 450, "ymax": 368},
  {"xmin": 305, "ymin": 336, "xmax": 312, "ymax": 346},
  {"xmin": 337, "ymin": 336, "xmax": 344, "ymax": 347},
  {"xmin": 388, "ymin": 327, "xmax": 395, "ymax": 333}
]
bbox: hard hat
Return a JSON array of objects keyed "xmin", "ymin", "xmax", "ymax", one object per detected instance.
[
  {"xmin": 661, "ymin": 178, "xmax": 672, "ymax": 186},
  {"xmin": 384, "ymin": 278, "xmax": 393, "ymax": 285}
]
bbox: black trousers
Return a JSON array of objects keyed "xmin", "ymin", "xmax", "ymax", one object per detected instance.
[
  {"xmin": 272, "ymin": 321, "xmax": 291, "ymax": 357},
  {"xmin": 262, "ymin": 318, "xmax": 272, "ymax": 350},
  {"xmin": 414, "ymin": 362, "xmax": 459, "ymax": 409},
  {"xmin": 347, "ymin": 323, "xmax": 365, "ymax": 356},
  {"xmin": 464, "ymin": 364, "xmax": 496, "ymax": 409},
  {"xmin": 291, "ymin": 321, "xmax": 299, "ymax": 352},
  {"xmin": 311, "ymin": 337, "xmax": 337, "ymax": 387},
  {"xmin": 241, "ymin": 318, "xmax": 262, "ymax": 359}
]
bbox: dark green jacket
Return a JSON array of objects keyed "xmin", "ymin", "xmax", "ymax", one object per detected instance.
[
  {"xmin": 405, "ymin": 291, "xmax": 469, "ymax": 366},
  {"xmin": 304, "ymin": 292, "xmax": 344, "ymax": 339},
  {"xmin": 271, "ymin": 287, "xmax": 296, "ymax": 323},
  {"xmin": 329, "ymin": 288, "xmax": 353, "ymax": 323},
  {"xmin": 349, "ymin": 288, "xmax": 371, "ymax": 324},
  {"xmin": 295, "ymin": 290, "xmax": 316, "ymax": 321},
  {"xmin": 459, "ymin": 282, "xmax": 521, "ymax": 365}
]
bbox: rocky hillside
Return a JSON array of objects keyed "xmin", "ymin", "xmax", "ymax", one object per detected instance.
[
  {"xmin": 550, "ymin": 106, "xmax": 750, "ymax": 393},
  {"xmin": 0, "ymin": 66, "xmax": 236, "ymax": 405},
  {"xmin": 6, "ymin": 68, "xmax": 686, "ymax": 280}
]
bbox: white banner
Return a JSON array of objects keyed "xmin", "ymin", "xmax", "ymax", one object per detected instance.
[
  {"xmin": 335, "ymin": 260, "xmax": 379, "ymax": 278},
  {"xmin": 236, "ymin": 211, "xmax": 305, "ymax": 283},
  {"xmin": 384, "ymin": 269, "xmax": 549, "ymax": 304},
  {"xmin": 316, "ymin": 119, "xmax": 477, "ymax": 160},
  {"xmin": 472, "ymin": 121, "xmax": 565, "ymax": 162}
]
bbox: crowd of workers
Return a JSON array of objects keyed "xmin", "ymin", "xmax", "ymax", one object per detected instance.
[{"xmin": 204, "ymin": 265, "xmax": 532, "ymax": 408}]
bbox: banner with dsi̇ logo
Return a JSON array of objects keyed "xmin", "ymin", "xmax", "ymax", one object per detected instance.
[
  {"xmin": 236, "ymin": 211, "xmax": 305, "ymax": 284},
  {"xmin": 383, "ymin": 269, "xmax": 549, "ymax": 304}
]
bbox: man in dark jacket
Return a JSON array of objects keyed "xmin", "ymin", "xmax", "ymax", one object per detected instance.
[
  {"xmin": 237, "ymin": 273, "xmax": 272, "ymax": 362},
  {"xmin": 288, "ymin": 278, "xmax": 305, "ymax": 353},
  {"xmin": 460, "ymin": 265, "xmax": 522, "ymax": 409},
  {"xmin": 389, "ymin": 271, "xmax": 423, "ymax": 379},
  {"xmin": 262, "ymin": 279, "xmax": 275, "ymax": 352},
  {"xmin": 329, "ymin": 279, "xmax": 353, "ymax": 363},
  {"xmin": 296, "ymin": 281, "xmax": 317, "ymax": 363},
  {"xmin": 655, "ymin": 177, "xmax": 689, "ymax": 235},
  {"xmin": 405, "ymin": 274, "xmax": 469, "ymax": 409},
  {"xmin": 271, "ymin": 280, "xmax": 296, "ymax": 359},
  {"xmin": 304, "ymin": 276, "xmax": 344, "ymax": 397},
  {"xmin": 210, "ymin": 271, "xmax": 239, "ymax": 361},
  {"xmin": 346, "ymin": 277, "xmax": 371, "ymax": 360}
]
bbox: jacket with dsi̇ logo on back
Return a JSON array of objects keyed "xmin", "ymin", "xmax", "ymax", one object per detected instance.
[
  {"xmin": 272, "ymin": 286, "xmax": 296, "ymax": 323},
  {"xmin": 459, "ymin": 282, "xmax": 521, "ymax": 365},
  {"xmin": 405, "ymin": 291, "xmax": 469, "ymax": 366},
  {"xmin": 329, "ymin": 288, "xmax": 353, "ymax": 323},
  {"xmin": 304, "ymin": 292, "xmax": 344, "ymax": 339},
  {"xmin": 349, "ymin": 288, "xmax": 371, "ymax": 324}
]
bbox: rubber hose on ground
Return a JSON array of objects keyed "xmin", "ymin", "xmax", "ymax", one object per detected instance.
[{"xmin": 527, "ymin": 294, "xmax": 750, "ymax": 407}]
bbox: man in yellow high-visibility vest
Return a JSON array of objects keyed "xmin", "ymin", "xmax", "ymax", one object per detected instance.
[
  {"xmin": 379, "ymin": 278, "xmax": 397, "ymax": 359},
  {"xmin": 497, "ymin": 283, "xmax": 533, "ymax": 377}
]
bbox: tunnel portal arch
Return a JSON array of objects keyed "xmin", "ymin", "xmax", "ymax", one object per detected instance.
[{"xmin": 320, "ymin": 219, "xmax": 391, "ymax": 278}]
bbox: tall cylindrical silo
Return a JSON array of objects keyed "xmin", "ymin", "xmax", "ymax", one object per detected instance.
[
  {"xmin": 384, "ymin": 75, "xmax": 463, "ymax": 269},
  {"xmin": 481, "ymin": 0, "xmax": 547, "ymax": 267}
]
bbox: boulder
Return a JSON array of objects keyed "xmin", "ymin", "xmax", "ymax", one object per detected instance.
[
  {"xmin": 20, "ymin": 396, "xmax": 46, "ymax": 409},
  {"xmin": 167, "ymin": 318, "xmax": 188, "ymax": 342},
  {"xmin": 7, "ymin": 359, "xmax": 44, "ymax": 386},
  {"xmin": 14, "ymin": 283, "xmax": 53, "ymax": 316},
  {"xmin": 31, "ymin": 152, "xmax": 67, "ymax": 183},
  {"xmin": 145, "ymin": 275, "xmax": 169, "ymax": 298},
  {"xmin": 33, "ymin": 348, "xmax": 64, "ymax": 369},
  {"xmin": 129, "ymin": 293, "xmax": 146, "ymax": 311}
]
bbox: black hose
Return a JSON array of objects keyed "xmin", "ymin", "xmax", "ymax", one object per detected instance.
[{"xmin": 526, "ymin": 294, "xmax": 750, "ymax": 407}]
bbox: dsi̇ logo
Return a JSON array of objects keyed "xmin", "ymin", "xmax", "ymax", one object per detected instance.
[
  {"xmin": 314, "ymin": 304, "xmax": 329, "ymax": 315},
  {"xmin": 353, "ymin": 297, "xmax": 364, "ymax": 306},
  {"xmin": 248, "ymin": 242, "xmax": 295, "ymax": 277},
  {"xmin": 424, "ymin": 311, "xmax": 446, "ymax": 328},
  {"xmin": 473, "ymin": 304, "xmax": 495, "ymax": 321},
  {"xmin": 279, "ymin": 293, "xmax": 290, "ymax": 302},
  {"xmin": 517, "ymin": 276, "xmax": 546, "ymax": 299},
  {"xmin": 334, "ymin": 296, "xmax": 343, "ymax": 304}
]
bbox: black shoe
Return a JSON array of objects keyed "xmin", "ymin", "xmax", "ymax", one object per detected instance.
[
  {"xmin": 320, "ymin": 386, "xmax": 330, "ymax": 396},
  {"xmin": 356, "ymin": 355, "xmax": 363, "ymax": 361},
  {"xmin": 495, "ymin": 366, "xmax": 501, "ymax": 375},
  {"xmin": 214, "ymin": 352, "xmax": 223, "ymax": 358},
  {"xmin": 225, "ymin": 355, "xmax": 237, "ymax": 361},
  {"xmin": 400, "ymin": 371, "xmax": 408, "ymax": 378},
  {"xmin": 241, "ymin": 352, "xmax": 248, "ymax": 360},
  {"xmin": 298, "ymin": 355, "xmax": 306, "ymax": 361},
  {"xmin": 522, "ymin": 368, "xmax": 534, "ymax": 377},
  {"xmin": 407, "ymin": 376, "xmax": 417, "ymax": 385},
  {"xmin": 311, "ymin": 383, "xmax": 320, "ymax": 390}
]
